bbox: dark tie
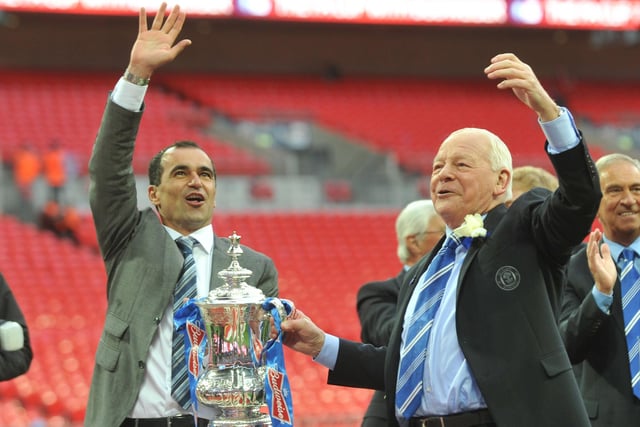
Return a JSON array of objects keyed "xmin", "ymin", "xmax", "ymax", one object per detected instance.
[
  {"xmin": 396, "ymin": 235, "xmax": 460, "ymax": 419},
  {"xmin": 619, "ymin": 248, "xmax": 640, "ymax": 399},
  {"xmin": 171, "ymin": 236, "xmax": 198, "ymax": 409}
]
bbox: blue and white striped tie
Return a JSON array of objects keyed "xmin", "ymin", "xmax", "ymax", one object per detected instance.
[
  {"xmin": 396, "ymin": 235, "xmax": 460, "ymax": 419},
  {"xmin": 171, "ymin": 236, "xmax": 198, "ymax": 409},
  {"xmin": 619, "ymin": 248, "xmax": 640, "ymax": 399}
]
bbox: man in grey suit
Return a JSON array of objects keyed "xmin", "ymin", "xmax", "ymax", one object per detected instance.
[
  {"xmin": 278, "ymin": 53, "xmax": 601, "ymax": 427},
  {"xmin": 559, "ymin": 153, "xmax": 640, "ymax": 426},
  {"xmin": 84, "ymin": 4, "xmax": 278, "ymax": 426}
]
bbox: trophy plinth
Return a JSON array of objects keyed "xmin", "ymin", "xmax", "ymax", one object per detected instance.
[{"xmin": 195, "ymin": 231, "xmax": 272, "ymax": 427}]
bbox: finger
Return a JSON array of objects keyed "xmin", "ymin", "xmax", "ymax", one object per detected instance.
[
  {"xmin": 600, "ymin": 241, "xmax": 611, "ymax": 260},
  {"xmin": 163, "ymin": 4, "xmax": 182, "ymax": 34},
  {"xmin": 485, "ymin": 63, "xmax": 531, "ymax": 82},
  {"xmin": 490, "ymin": 52, "xmax": 518, "ymax": 64},
  {"xmin": 168, "ymin": 9, "xmax": 187, "ymax": 39},
  {"xmin": 138, "ymin": 7, "xmax": 147, "ymax": 33},
  {"xmin": 151, "ymin": 2, "xmax": 168, "ymax": 31}
]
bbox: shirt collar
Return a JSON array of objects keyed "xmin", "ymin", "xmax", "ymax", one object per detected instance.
[
  {"xmin": 602, "ymin": 235, "xmax": 640, "ymax": 262},
  {"xmin": 164, "ymin": 224, "xmax": 214, "ymax": 254}
]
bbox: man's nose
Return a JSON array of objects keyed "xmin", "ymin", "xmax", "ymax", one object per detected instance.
[
  {"xmin": 188, "ymin": 172, "xmax": 202, "ymax": 186},
  {"xmin": 436, "ymin": 163, "xmax": 455, "ymax": 180},
  {"xmin": 620, "ymin": 189, "xmax": 638, "ymax": 205}
]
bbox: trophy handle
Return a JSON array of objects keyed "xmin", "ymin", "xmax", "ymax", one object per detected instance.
[{"xmin": 266, "ymin": 298, "xmax": 294, "ymax": 324}]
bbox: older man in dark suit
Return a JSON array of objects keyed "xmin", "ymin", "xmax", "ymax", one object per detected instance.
[
  {"xmin": 280, "ymin": 53, "xmax": 601, "ymax": 427},
  {"xmin": 85, "ymin": 4, "xmax": 278, "ymax": 426},
  {"xmin": 559, "ymin": 153, "xmax": 640, "ymax": 426}
]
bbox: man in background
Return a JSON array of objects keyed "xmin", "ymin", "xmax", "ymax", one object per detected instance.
[
  {"xmin": 508, "ymin": 165, "xmax": 558, "ymax": 207},
  {"xmin": 357, "ymin": 199, "xmax": 445, "ymax": 426},
  {"xmin": 0, "ymin": 272, "xmax": 32, "ymax": 381},
  {"xmin": 559, "ymin": 153, "xmax": 640, "ymax": 425}
]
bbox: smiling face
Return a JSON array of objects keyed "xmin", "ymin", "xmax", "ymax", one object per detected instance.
[
  {"xmin": 597, "ymin": 158, "xmax": 640, "ymax": 246},
  {"xmin": 147, "ymin": 146, "xmax": 217, "ymax": 235},
  {"xmin": 430, "ymin": 128, "xmax": 511, "ymax": 228}
]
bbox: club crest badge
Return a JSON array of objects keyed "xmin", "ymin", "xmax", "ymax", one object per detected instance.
[{"xmin": 495, "ymin": 265, "xmax": 520, "ymax": 291}]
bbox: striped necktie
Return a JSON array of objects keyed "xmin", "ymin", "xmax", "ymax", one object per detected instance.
[
  {"xmin": 619, "ymin": 248, "xmax": 640, "ymax": 399},
  {"xmin": 171, "ymin": 236, "xmax": 198, "ymax": 409},
  {"xmin": 396, "ymin": 235, "xmax": 460, "ymax": 419}
]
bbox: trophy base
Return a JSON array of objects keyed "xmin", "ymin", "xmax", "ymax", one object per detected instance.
[{"xmin": 208, "ymin": 407, "xmax": 271, "ymax": 427}]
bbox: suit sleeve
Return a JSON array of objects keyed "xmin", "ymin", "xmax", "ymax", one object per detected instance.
[
  {"xmin": 357, "ymin": 277, "xmax": 400, "ymax": 345},
  {"xmin": 0, "ymin": 274, "xmax": 33, "ymax": 381},
  {"xmin": 327, "ymin": 338, "xmax": 386, "ymax": 390},
  {"xmin": 88, "ymin": 97, "xmax": 143, "ymax": 263},
  {"xmin": 537, "ymin": 139, "xmax": 601, "ymax": 264}
]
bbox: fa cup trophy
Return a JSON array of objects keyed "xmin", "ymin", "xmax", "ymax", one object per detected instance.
[{"xmin": 192, "ymin": 232, "xmax": 293, "ymax": 426}]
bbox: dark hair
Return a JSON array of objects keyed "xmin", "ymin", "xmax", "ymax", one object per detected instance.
[{"xmin": 148, "ymin": 140, "xmax": 216, "ymax": 185}]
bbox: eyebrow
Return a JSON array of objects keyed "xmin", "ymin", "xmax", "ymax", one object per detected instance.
[{"xmin": 170, "ymin": 164, "xmax": 213, "ymax": 173}]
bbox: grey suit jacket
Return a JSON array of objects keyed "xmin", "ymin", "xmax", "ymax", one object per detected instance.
[
  {"xmin": 559, "ymin": 245, "xmax": 640, "ymax": 426},
  {"xmin": 85, "ymin": 98, "xmax": 278, "ymax": 427}
]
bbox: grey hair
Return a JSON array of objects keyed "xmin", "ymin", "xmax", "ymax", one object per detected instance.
[
  {"xmin": 396, "ymin": 199, "xmax": 438, "ymax": 264},
  {"xmin": 595, "ymin": 153, "xmax": 640, "ymax": 172}
]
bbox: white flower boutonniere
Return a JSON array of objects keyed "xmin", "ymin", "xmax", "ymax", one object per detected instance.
[{"xmin": 453, "ymin": 214, "xmax": 487, "ymax": 239}]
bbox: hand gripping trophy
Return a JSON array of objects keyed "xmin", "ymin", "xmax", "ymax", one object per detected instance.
[{"xmin": 174, "ymin": 232, "xmax": 294, "ymax": 426}]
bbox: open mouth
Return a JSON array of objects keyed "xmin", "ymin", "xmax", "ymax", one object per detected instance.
[{"xmin": 186, "ymin": 193, "xmax": 205, "ymax": 206}]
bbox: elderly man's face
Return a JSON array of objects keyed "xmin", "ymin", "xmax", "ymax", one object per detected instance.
[
  {"xmin": 597, "ymin": 161, "xmax": 640, "ymax": 246},
  {"xmin": 430, "ymin": 129, "xmax": 509, "ymax": 228}
]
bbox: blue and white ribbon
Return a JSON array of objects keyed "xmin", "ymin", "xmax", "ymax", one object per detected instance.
[{"xmin": 261, "ymin": 297, "xmax": 295, "ymax": 426}]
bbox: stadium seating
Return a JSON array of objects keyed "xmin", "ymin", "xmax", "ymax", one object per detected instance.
[
  {"xmin": 0, "ymin": 70, "xmax": 271, "ymax": 176},
  {"xmin": 158, "ymin": 74, "xmax": 555, "ymax": 173},
  {"xmin": 567, "ymin": 81, "xmax": 640, "ymax": 126},
  {"xmin": 4, "ymin": 70, "xmax": 637, "ymax": 179},
  {"xmin": 0, "ymin": 211, "xmax": 400, "ymax": 426}
]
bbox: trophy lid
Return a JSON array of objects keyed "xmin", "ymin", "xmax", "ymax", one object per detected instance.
[{"xmin": 199, "ymin": 231, "xmax": 265, "ymax": 304}]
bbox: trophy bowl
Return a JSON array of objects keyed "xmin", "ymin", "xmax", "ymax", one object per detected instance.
[
  {"xmin": 193, "ymin": 231, "xmax": 287, "ymax": 426},
  {"xmin": 195, "ymin": 286, "xmax": 272, "ymax": 426}
]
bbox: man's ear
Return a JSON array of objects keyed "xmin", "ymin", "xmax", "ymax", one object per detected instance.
[
  {"xmin": 494, "ymin": 169, "xmax": 511, "ymax": 197},
  {"xmin": 148, "ymin": 185, "xmax": 159, "ymax": 206}
]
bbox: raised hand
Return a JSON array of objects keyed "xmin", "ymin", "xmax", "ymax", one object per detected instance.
[
  {"xmin": 128, "ymin": 2, "xmax": 192, "ymax": 79},
  {"xmin": 586, "ymin": 229, "xmax": 617, "ymax": 295},
  {"xmin": 484, "ymin": 52, "xmax": 560, "ymax": 122}
]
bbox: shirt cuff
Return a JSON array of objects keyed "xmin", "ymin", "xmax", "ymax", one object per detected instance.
[
  {"xmin": 111, "ymin": 77, "xmax": 147, "ymax": 112},
  {"xmin": 313, "ymin": 333, "xmax": 339, "ymax": 370},
  {"xmin": 592, "ymin": 285, "xmax": 613, "ymax": 314},
  {"xmin": 540, "ymin": 107, "xmax": 580, "ymax": 154}
]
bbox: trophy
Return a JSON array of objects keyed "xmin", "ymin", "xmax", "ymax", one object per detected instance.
[{"xmin": 194, "ymin": 232, "xmax": 291, "ymax": 426}]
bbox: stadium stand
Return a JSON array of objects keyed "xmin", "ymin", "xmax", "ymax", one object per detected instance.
[
  {"xmin": 0, "ymin": 70, "xmax": 271, "ymax": 177},
  {"xmin": 0, "ymin": 211, "xmax": 401, "ymax": 426},
  {"xmin": 3, "ymin": 5, "xmax": 640, "ymax": 427},
  {"xmin": 158, "ymin": 74, "xmax": 552, "ymax": 173}
]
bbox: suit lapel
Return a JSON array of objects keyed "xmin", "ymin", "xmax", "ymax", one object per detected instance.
[
  {"xmin": 455, "ymin": 208, "xmax": 501, "ymax": 297},
  {"xmin": 162, "ymin": 232, "xmax": 184, "ymax": 304},
  {"xmin": 211, "ymin": 236, "xmax": 230, "ymax": 290},
  {"xmin": 612, "ymin": 276, "xmax": 627, "ymax": 334}
]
